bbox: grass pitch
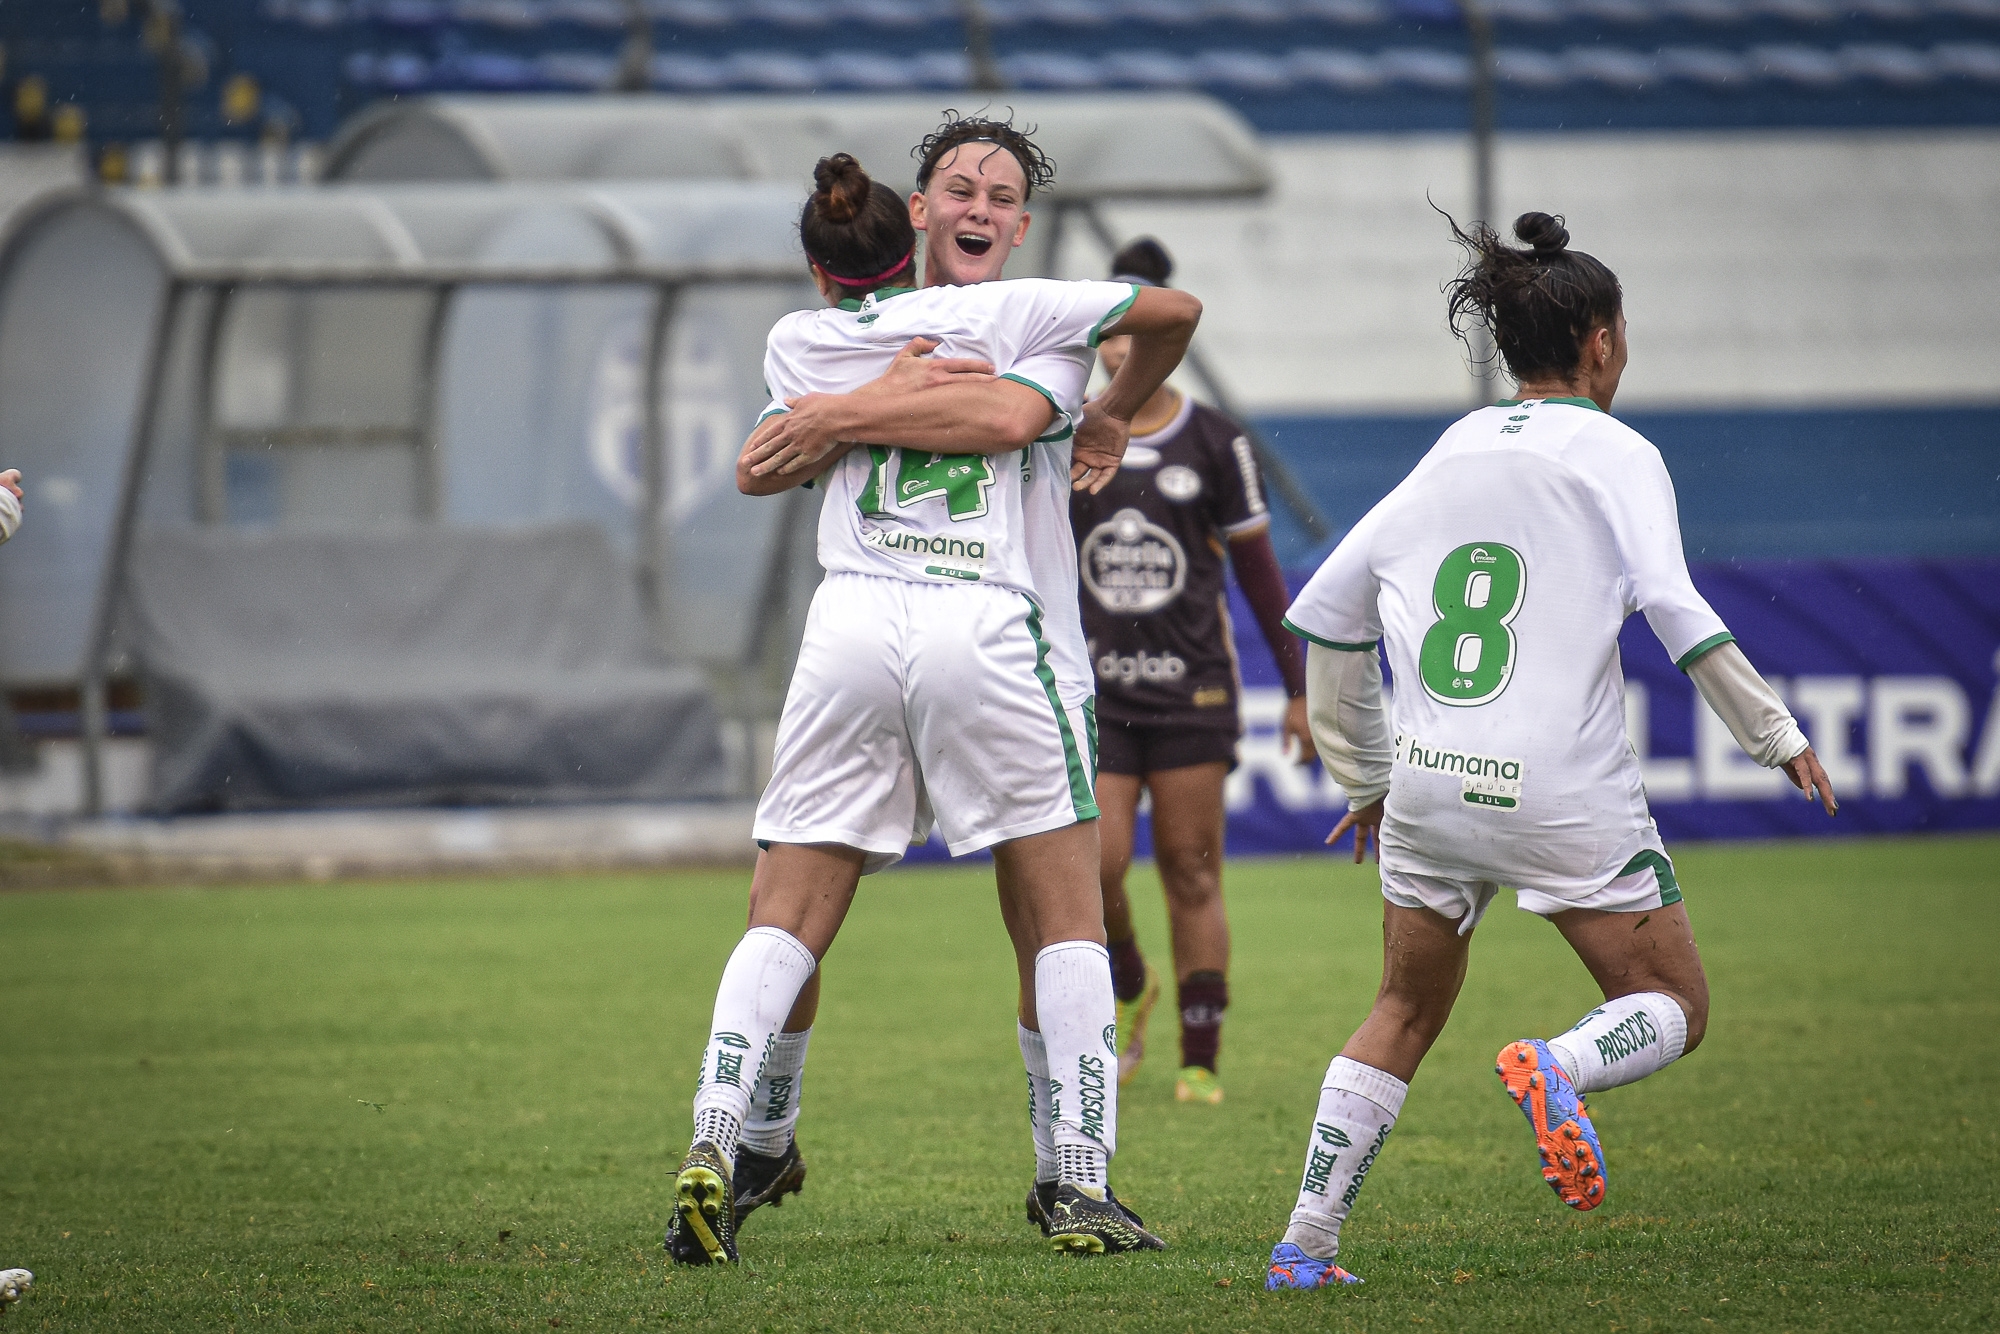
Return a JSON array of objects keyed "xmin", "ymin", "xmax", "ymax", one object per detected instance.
[{"xmin": 1, "ymin": 836, "xmax": 1995, "ymax": 1332}]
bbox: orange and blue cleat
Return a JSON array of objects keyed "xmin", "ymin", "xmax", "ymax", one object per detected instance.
[
  {"xmin": 1266, "ymin": 1242, "xmax": 1362, "ymax": 1289},
  {"xmin": 1496, "ymin": 1038, "xmax": 1606, "ymax": 1210}
]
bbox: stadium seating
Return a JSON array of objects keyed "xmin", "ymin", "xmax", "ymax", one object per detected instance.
[{"xmin": 4, "ymin": 0, "xmax": 1997, "ymax": 147}]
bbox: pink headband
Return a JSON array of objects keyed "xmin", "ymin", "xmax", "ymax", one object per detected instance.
[{"xmin": 816, "ymin": 247, "xmax": 915, "ymax": 288}]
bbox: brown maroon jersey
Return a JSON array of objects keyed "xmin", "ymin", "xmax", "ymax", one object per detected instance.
[{"xmin": 1071, "ymin": 396, "xmax": 1270, "ymax": 730}]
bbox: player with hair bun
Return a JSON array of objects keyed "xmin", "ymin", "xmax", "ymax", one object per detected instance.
[
  {"xmin": 1071, "ymin": 237, "xmax": 1315, "ymax": 1107},
  {"xmin": 1264, "ymin": 212, "xmax": 1837, "ymax": 1290},
  {"xmin": 666, "ymin": 148, "xmax": 1201, "ymax": 1267}
]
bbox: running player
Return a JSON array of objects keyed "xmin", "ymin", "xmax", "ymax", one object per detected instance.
[
  {"xmin": 1264, "ymin": 212, "xmax": 1837, "ymax": 1290},
  {"xmin": 665, "ymin": 150, "xmax": 1200, "ymax": 1266},
  {"xmin": 1070, "ymin": 239, "xmax": 1314, "ymax": 1106}
]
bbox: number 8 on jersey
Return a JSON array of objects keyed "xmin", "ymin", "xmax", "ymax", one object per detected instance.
[{"xmin": 1418, "ymin": 542, "xmax": 1525, "ymax": 706}]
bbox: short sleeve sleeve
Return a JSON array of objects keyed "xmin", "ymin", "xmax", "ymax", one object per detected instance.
[
  {"xmin": 1202, "ymin": 417, "xmax": 1269, "ymax": 537},
  {"xmin": 1595, "ymin": 441, "xmax": 1732, "ymax": 669},
  {"xmin": 1284, "ymin": 503, "xmax": 1385, "ymax": 650},
  {"xmin": 758, "ymin": 315, "xmax": 811, "ymax": 423},
  {"xmin": 985, "ymin": 281, "xmax": 1137, "ymax": 444}
]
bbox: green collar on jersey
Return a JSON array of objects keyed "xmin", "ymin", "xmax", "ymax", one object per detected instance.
[
  {"xmin": 1497, "ymin": 396, "xmax": 1604, "ymax": 412},
  {"xmin": 836, "ymin": 286, "xmax": 919, "ymax": 312}
]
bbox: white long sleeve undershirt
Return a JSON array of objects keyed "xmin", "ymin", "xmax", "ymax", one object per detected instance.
[
  {"xmin": 1685, "ymin": 640, "xmax": 1809, "ymax": 768},
  {"xmin": 1305, "ymin": 642, "xmax": 1393, "ymax": 812}
]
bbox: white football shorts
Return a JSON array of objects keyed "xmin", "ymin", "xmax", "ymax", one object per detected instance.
[
  {"xmin": 754, "ymin": 572, "xmax": 1098, "ymax": 873},
  {"xmin": 1379, "ymin": 849, "xmax": 1684, "ymax": 936}
]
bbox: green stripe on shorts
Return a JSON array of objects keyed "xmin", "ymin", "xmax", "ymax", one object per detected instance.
[
  {"xmin": 1618, "ymin": 849, "xmax": 1682, "ymax": 907},
  {"xmin": 1083, "ymin": 697, "xmax": 1098, "ymax": 781},
  {"xmin": 1024, "ymin": 600, "xmax": 1099, "ymax": 823}
]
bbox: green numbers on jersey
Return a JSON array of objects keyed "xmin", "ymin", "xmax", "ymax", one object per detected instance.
[
  {"xmin": 1417, "ymin": 542, "xmax": 1525, "ymax": 706},
  {"xmin": 856, "ymin": 447, "xmax": 996, "ymax": 521}
]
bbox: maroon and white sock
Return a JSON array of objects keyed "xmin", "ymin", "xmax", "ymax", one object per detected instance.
[{"xmin": 1178, "ymin": 970, "xmax": 1228, "ymax": 1072}]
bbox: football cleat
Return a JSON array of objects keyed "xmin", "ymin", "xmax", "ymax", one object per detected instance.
[
  {"xmin": 1048, "ymin": 1183, "xmax": 1166, "ymax": 1254},
  {"xmin": 1025, "ymin": 1179, "xmax": 1059, "ymax": 1235},
  {"xmin": 1115, "ymin": 962, "xmax": 1162, "ymax": 1085},
  {"xmin": 1496, "ymin": 1038, "xmax": 1607, "ymax": 1210},
  {"xmin": 732, "ymin": 1139, "xmax": 807, "ymax": 1228},
  {"xmin": 665, "ymin": 1140, "xmax": 739, "ymax": 1265},
  {"xmin": 1266, "ymin": 1242, "xmax": 1361, "ymax": 1289},
  {"xmin": 1175, "ymin": 1065, "xmax": 1224, "ymax": 1104}
]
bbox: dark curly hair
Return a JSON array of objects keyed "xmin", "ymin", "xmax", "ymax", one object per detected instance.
[
  {"xmin": 912, "ymin": 109, "xmax": 1057, "ymax": 198},
  {"xmin": 1445, "ymin": 211, "xmax": 1622, "ymax": 384},
  {"xmin": 799, "ymin": 153, "xmax": 918, "ymax": 293}
]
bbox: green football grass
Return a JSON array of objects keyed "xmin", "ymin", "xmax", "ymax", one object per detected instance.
[{"xmin": 1, "ymin": 836, "xmax": 1995, "ymax": 1332}]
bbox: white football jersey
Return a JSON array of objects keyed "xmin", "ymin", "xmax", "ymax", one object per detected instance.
[
  {"xmin": 761, "ymin": 278, "xmax": 1137, "ymax": 707},
  {"xmin": 1285, "ymin": 398, "xmax": 1733, "ymax": 893}
]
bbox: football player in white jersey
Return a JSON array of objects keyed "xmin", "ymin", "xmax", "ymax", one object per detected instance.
[
  {"xmin": 665, "ymin": 149, "xmax": 1200, "ymax": 1266},
  {"xmin": 1264, "ymin": 213, "xmax": 1838, "ymax": 1291}
]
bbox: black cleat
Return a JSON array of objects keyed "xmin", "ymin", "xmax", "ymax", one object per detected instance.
[
  {"xmin": 665, "ymin": 1140, "xmax": 738, "ymax": 1265},
  {"xmin": 1025, "ymin": 1179, "xmax": 1059, "ymax": 1235},
  {"xmin": 1047, "ymin": 1183, "xmax": 1165, "ymax": 1254},
  {"xmin": 733, "ymin": 1140, "xmax": 807, "ymax": 1228}
]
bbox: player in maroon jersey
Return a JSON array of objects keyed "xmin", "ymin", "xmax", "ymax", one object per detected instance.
[{"xmin": 1072, "ymin": 239, "xmax": 1315, "ymax": 1104}]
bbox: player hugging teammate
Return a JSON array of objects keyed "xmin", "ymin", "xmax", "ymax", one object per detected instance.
[
  {"xmin": 667, "ymin": 116, "xmax": 1202, "ymax": 1267},
  {"xmin": 1264, "ymin": 212, "xmax": 1838, "ymax": 1290}
]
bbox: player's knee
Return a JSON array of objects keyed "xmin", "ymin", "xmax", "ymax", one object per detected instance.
[
  {"xmin": 1372, "ymin": 987, "xmax": 1453, "ymax": 1044},
  {"xmin": 1677, "ymin": 986, "xmax": 1709, "ymax": 1056}
]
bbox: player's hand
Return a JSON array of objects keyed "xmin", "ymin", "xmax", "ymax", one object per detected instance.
[
  {"xmin": 0, "ymin": 470, "xmax": 20, "ymax": 502},
  {"xmin": 1781, "ymin": 744, "xmax": 1838, "ymax": 816},
  {"xmin": 1071, "ymin": 398, "xmax": 1130, "ymax": 494},
  {"xmin": 1327, "ymin": 798, "xmax": 1383, "ymax": 864},
  {"xmin": 742, "ymin": 394, "xmax": 859, "ymax": 478},
  {"xmin": 854, "ymin": 337, "xmax": 995, "ymax": 395},
  {"xmin": 1282, "ymin": 695, "xmax": 1318, "ymax": 765}
]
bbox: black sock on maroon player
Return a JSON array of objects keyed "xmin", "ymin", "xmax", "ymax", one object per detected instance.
[
  {"xmin": 1107, "ymin": 935, "xmax": 1147, "ymax": 1003},
  {"xmin": 1178, "ymin": 969, "xmax": 1228, "ymax": 1072}
]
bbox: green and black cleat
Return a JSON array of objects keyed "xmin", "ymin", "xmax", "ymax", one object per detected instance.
[
  {"xmin": 665, "ymin": 1141, "xmax": 738, "ymax": 1265},
  {"xmin": 732, "ymin": 1140, "xmax": 807, "ymax": 1228},
  {"xmin": 1047, "ymin": 1183, "xmax": 1165, "ymax": 1254}
]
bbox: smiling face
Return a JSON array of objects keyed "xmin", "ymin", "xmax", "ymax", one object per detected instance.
[{"xmin": 910, "ymin": 142, "xmax": 1031, "ymax": 287}]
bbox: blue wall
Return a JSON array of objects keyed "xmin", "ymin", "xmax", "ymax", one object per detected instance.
[{"xmin": 1257, "ymin": 403, "xmax": 2000, "ymax": 566}]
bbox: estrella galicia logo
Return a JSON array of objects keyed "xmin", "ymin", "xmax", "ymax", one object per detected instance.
[
  {"xmin": 1080, "ymin": 507, "xmax": 1187, "ymax": 614},
  {"xmin": 1103, "ymin": 1024, "xmax": 1118, "ymax": 1055}
]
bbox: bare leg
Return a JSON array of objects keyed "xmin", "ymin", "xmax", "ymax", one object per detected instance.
[
  {"xmin": 1339, "ymin": 903, "xmax": 1475, "ymax": 1083},
  {"xmin": 1550, "ymin": 902, "xmax": 1709, "ymax": 1054},
  {"xmin": 1146, "ymin": 762, "xmax": 1230, "ymax": 980},
  {"xmin": 745, "ymin": 842, "xmax": 865, "ymax": 960},
  {"xmin": 746, "ymin": 847, "xmax": 846, "ymax": 1033},
  {"xmin": 996, "ymin": 820, "xmax": 1107, "ymax": 1029},
  {"xmin": 1095, "ymin": 772, "xmax": 1143, "ymax": 945}
]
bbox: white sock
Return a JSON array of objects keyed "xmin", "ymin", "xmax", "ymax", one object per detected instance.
[
  {"xmin": 1283, "ymin": 1056, "xmax": 1408, "ymax": 1260},
  {"xmin": 690, "ymin": 926, "xmax": 817, "ymax": 1164},
  {"xmin": 1017, "ymin": 1023, "xmax": 1058, "ymax": 1185},
  {"xmin": 738, "ymin": 1027, "xmax": 811, "ymax": 1156},
  {"xmin": 1546, "ymin": 992, "xmax": 1689, "ymax": 1094},
  {"xmin": 1035, "ymin": 940, "xmax": 1117, "ymax": 1194}
]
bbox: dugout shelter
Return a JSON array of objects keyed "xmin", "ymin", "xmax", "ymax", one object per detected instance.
[
  {"xmin": 0, "ymin": 180, "xmax": 815, "ymax": 814},
  {"xmin": 326, "ymin": 92, "xmax": 1327, "ymax": 540}
]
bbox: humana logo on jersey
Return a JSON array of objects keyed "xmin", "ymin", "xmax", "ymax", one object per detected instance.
[
  {"xmin": 863, "ymin": 526, "xmax": 988, "ymax": 582},
  {"xmin": 1395, "ymin": 733, "xmax": 1526, "ymax": 810}
]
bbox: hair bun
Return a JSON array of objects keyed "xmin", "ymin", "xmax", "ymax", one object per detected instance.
[
  {"xmin": 1513, "ymin": 211, "xmax": 1570, "ymax": 256},
  {"xmin": 812, "ymin": 153, "xmax": 872, "ymax": 225},
  {"xmin": 1109, "ymin": 236, "xmax": 1173, "ymax": 286}
]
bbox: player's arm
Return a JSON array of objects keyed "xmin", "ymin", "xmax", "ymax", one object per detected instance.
[
  {"xmin": 1684, "ymin": 640, "xmax": 1837, "ymax": 814},
  {"xmin": 1072, "ymin": 288, "xmax": 1203, "ymax": 494},
  {"xmin": 1305, "ymin": 641, "xmax": 1393, "ymax": 864},
  {"xmin": 1603, "ymin": 448, "xmax": 1836, "ymax": 815},
  {"xmin": 1226, "ymin": 524, "xmax": 1314, "ymax": 763},
  {"xmin": 742, "ymin": 338, "xmax": 1046, "ymax": 482},
  {"xmin": 737, "ymin": 414, "xmax": 833, "ymax": 496}
]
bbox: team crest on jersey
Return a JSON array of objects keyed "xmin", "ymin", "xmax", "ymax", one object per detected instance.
[
  {"xmin": 1080, "ymin": 508, "xmax": 1187, "ymax": 614},
  {"xmin": 1156, "ymin": 465, "xmax": 1202, "ymax": 502}
]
